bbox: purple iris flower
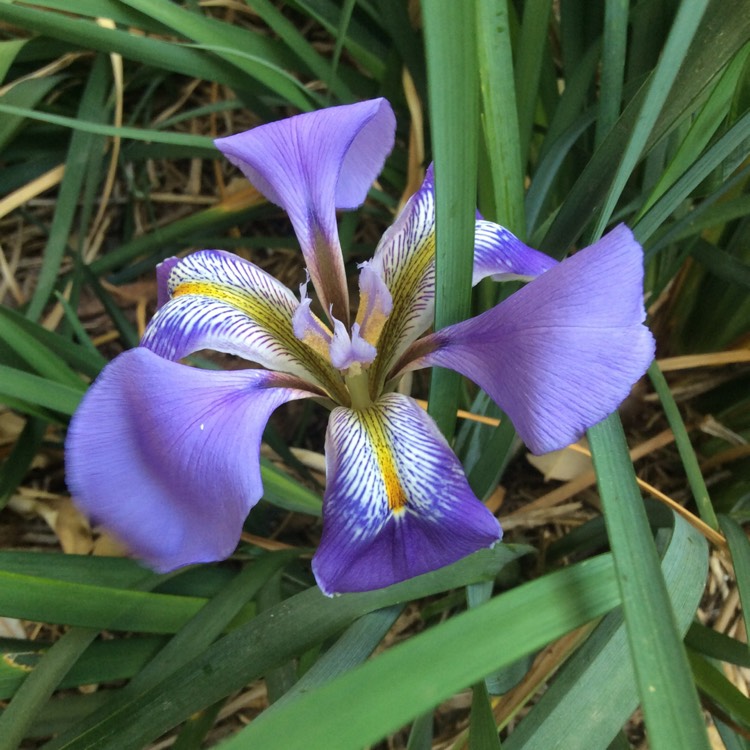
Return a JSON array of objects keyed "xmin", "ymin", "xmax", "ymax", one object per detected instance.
[{"xmin": 66, "ymin": 98, "xmax": 655, "ymax": 596}]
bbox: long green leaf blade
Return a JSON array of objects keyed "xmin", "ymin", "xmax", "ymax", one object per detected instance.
[
  {"xmin": 422, "ymin": 0, "xmax": 480, "ymax": 437},
  {"xmin": 588, "ymin": 416, "xmax": 711, "ymax": 750}
]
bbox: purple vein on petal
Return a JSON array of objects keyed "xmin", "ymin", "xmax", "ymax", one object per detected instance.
[
  {"xmin": 472, "ymin": 222, "xmax": 558, "ymax": 284},
  {"xmin": 368, "ymin": 166, "xmax": 437, "ymax": 391},
  {"xmin": 312, "ymin": 393, "xmax": 502, "ymax": 596},
  {"xmin": 142, "ymin": 249, "xmax": 344, "ymax": 398}
]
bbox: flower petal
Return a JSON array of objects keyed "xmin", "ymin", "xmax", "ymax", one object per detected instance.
[
  {"xmin": 329, "ymin": 321, "xmax": 376, "ymax": 371},
  {"xmin": 142, "ymin": 249, "xmax": 345, "ymax": 400},
  {"xmin": 215, "ymin": 99, "xmax": 396, "ymax": 322},
  {"xmin": 369, "ymin": 165, "xmax": 559, "ymax": 392},
  {"xmin": 408, "ymin": 225, "xmax": 655, "ymax": 454},
  {"xmin": 367, "ymin": 166, "xmax": 437, "ymax": 391},
  {"xmin": 354, "ymin": 260, "xmax": 393, "ymax": 347},
  {"xmin": 291, "ymin": 279, "xmax": 333, "ymax": 360},
  {"xmin": 156, "ymin": 256, "xmax": 181, "ymax": 309},
  {"xmin": 472, "ymin": 221, "xmax": 558, "ymax": 284},
  {"xmin": 312, "ymin": 394, "xmax": 502, "ymax": 596},
  {"xmin": 66, "ymin": 348, "xmax": 319, "ymax": 572}
]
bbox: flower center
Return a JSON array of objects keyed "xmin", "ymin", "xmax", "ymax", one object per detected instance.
[{"xmin": 345, "ymin": 366, "xmax": 373, "ymax": 410}]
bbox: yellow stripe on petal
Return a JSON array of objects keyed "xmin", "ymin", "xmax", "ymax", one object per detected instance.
[
  {"xmin": 368, "ymin": 175, "xmax": 437, "ymax": 394},
  {"xmin": 313, "ymin": 393, "xmax": 503, "ymax": 595},
  {"xmin": 143, "ymin": 251, "xmax": 347, "ymax": 402},
  {"xmin": 357, "ymin": 406, "xmax": 407, "ymax": 514}
]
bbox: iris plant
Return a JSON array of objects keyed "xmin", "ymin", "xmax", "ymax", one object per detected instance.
[{"xmin": 66, "ymin": 99, "xmax": 654, "ymax": 596}]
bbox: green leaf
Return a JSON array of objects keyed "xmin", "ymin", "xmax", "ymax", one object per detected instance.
[
  {"xmin": 685, "ymin": 623, "xmax": 750, "ymax": 668},
  {"xmin": 0, "ymin": 310, "xmax": 86, "ymax": 389},
  {"xmin": 596, "ymin": 0, "xmax": 628, "ymax": 146},
  {"xmin": 25, "ymin": 54, "xmax": 109, "ymax": 321},
  {"xmin": 514, "ymin": 0, "xmax": 553, "ymax": 165},
  {"xmin": 214, "ymin": 556, "xmax": 620, "ymax": 750},
  {"xmin": 0, "ymin": 636, "xmax": 166, "ymax": 700},
  {"xmin": 648, "ymin": 362, "xmax": 718, "ymax": 528},
  {"xmin": 268, "ymin": 605, "xmax": 404, "ymax": 713},
  {"xmin": 0, "ymin": 569, "xmax": 249, "ymax": 633},
  {"xmin": 259, "ymin": 459, "xmax": 322, "ymax": 516},
  {"xmin": 691, "ymin": 241, "xmax": 750, "ymax": 289},
  {"xmin": 635, "ymin": 110, "xmax": 750, "ymax": 245},
  {"xmin": 544, "ymin": 0, "xmax": 750, "ymax": 251},
  {"xmin": 0, "ymin": 2, "xmax": 300, "ymax": 105},
  {"xmin": 719, "ymin": 515, "xmax": 750, "ymax": 644},
  {"xmin": 504, "ymin": 511, "xmax": 708, "ymax": 749},
  {"xmin": 0, "ymin": 306, "xmax": 105, "ymax": 378},
  {"xmin": 640, "ymin": 39, "xmax": 750, "ymax": 212},
  {"xmin": 0, "ymin": 366, "xmax": 84, "ymax": 415},
  {"xmin": 0, "ymin": 628, "xmax": 100, "ymax": 749},
  {"xmin": 689, "ymin": 649, "xmax": 750, "ymax": 733},
  {"xmin": 44, "ymin": 545, "xmax": 527, "ymax": 750},
  {"xmin": 588, "ymin": 416, "xmax": 711, "ymax": 750},
  {"xmin": 0, "ymin": 418, "xmax": 46, "ymax": 508},
  {"xmin": 0, "ymin": 103, "xmax": 215, "ymax": 152},
  {"xmin": 476, "ymin": 0, "xmax": 525, "ymax": 234},
  {"xmin": 469, "ymin": 681, "xmax": 502, "ymax": 750},
  {"xmin": 117, "ymin": 0, "xmax": 318, "ymax": 109},
  {"xmin": 422, "ymin": 0, "xmax": 480, "ymax": 437},
  {"xmin": 592, "ymin": 0, "xmax": 711, "ymax": 238},
  {"xmin": 0, "ymin": 75, "xmax": 62, "ymax": 151},
  {"xmin": 0, "ymin": 37, "xmax": 26, "ymax": 84}
]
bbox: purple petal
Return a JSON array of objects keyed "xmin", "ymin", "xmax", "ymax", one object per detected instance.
[
  {"xmin": 143, "ymin": 249, "xmax": 343, "ymax": 398},
  {"xmin": 215, "ymin": 99, "xmax": 396, "ymax": 322},
  {"xmin": 354, "ymin": 261, "xmax": 392, "ymax": 347},
  {"xmin": 156, "ymin": 257, "xmax": 181, "ymax": 309},
  {"xmin": 472, "ymin": 222, "xmax": 558, "ymax": 284},
  {"xmin": 369, "ymin": 164, "xmax": 556, "ymax": 391},
  {"xmin": 291, "ymin": 279, "xmax": 333, "ymax": 360},
  {"xmin": 329, "ymin": 321, "xmax": 376, "ymax": 371},
  {"xmin": 312, "ymin": 394, "xmax": 502, "ymax": 596},
  {"xmin": 65, "ymin": 348, "xmax": 318, "ymax": 572},
  {"xmin": 368, "ymin": 166, "xmax": 437, "ymax": 390},
  {"xmin": 411, "ymin": 225, "xmax": 655, "ymax": 455}
]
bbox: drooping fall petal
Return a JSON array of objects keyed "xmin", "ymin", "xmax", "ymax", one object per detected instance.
[
  {"xmin": 66, "ymin": 348, "xmax": 320, "ymax": 572},
  {"xmin": 404, "ymin": 225, "xmax": 655, "ymax": 455},
  {"xmin": 312, "ymin": 394, "xmax": 502, "ymax": 596},
  {"xmin": 142, "ymin": 249, "xmax": 345, "ymax": 400},
  {"xmin": 215, "ymin": 99, "xmax": 396, "ymax": 323}
]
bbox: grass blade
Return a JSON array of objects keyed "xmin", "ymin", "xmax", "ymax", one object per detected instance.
[
  {"xmin": 596, "ymin": 0, "xmax": 628, "ymax": 146},
  {"xmin": 44, "ymin": 545, "xmax": 526, "ymax": 750},
  {"xmin": 592, "ymin": 0, "xmax": 711, "ymax": 238},
  {"xmin": 476, "ymin": 0, "xmax": 525, "ymax": 233},
  {"xmin": 648, "ymin": 362, "xmax": 718, "ymax": 528},
  {"xmin": 215, "ymin": 556, "xmax": 620, "ymax": 750},
  {"xmin": 422, "ymin": 0, "xmax": 479, "ymax": 437},
  {"xmin": 588, "ymin": 415, "xmax": 711, "ymax": 750},
  {"xmin": 505, "ymin": 510, "xmax": 708, "ymax": 749}
]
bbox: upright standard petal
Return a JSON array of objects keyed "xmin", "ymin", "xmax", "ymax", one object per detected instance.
[
  {"xmin": 312, "ymin": 394, "xmax": 502, "ymax": 596},
  {"xmin": 369, "ymin": 165, "xmax": 563, "ymax": 393},
  {"xmin": 142, "ymin": 249, "xmax": 346, "ymax": 401},
  {"xmin": 367, "ymin": 167, "xmax": 437, "ymax": 392},
  {"xmin": 215, "ymin": 99, "xmax": 396, "ymax": 323},
  {"xmin": 406, "ymin": 225, "xmax": 655, "ymax": 455},
  {"xmin": 66, "ymin": 348, "xmax": 320, "ymax": 572}
]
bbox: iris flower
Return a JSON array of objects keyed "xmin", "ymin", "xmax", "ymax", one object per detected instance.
[{"xmin": 66, "ymin": 98, "xmax": 654, "ymax": 596}]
